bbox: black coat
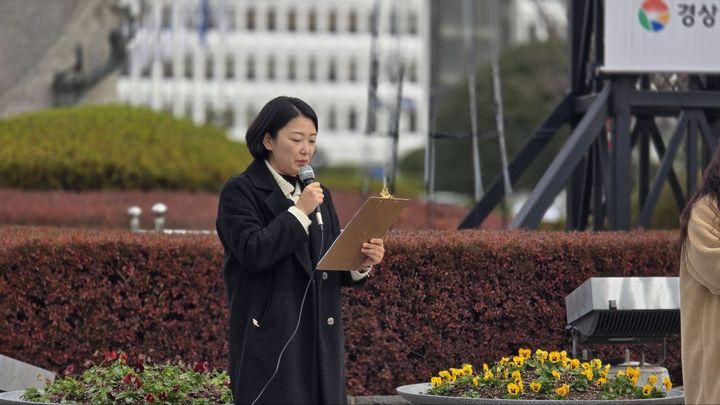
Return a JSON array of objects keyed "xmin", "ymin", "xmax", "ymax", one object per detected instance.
[{"xmin": 216, "ymin": 159, "xmax": 361, "ymax": 405}]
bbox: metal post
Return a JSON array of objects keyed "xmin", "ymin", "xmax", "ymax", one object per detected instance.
[
  {"xmin": 387, "ymin": 63, "xmax": 404, "ymax": 195},
  {"xmin": 152, "ymin": 202, "xmax": 167, "ymax": 232},
  {"xmin": 128, "ymin": 206, "xmax": 142, "ymax": 233},
  {"xmin": 362, "ymin": 0, "xmax": 381, "ymax": 197},
  {"xmin": 611, "ymin": 77, "xmax": 633, "ymax": 230},
  {"xmin": 462, "ymin": 0, "xmax": 483, "ymax": 201}
]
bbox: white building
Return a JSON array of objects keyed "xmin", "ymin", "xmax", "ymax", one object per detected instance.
[{"xmin": 117, "ymin": 0, "xmax": 428, "ymax": 166}]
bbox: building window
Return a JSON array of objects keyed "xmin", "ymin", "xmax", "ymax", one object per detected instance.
[
  {"xmin": 328, "ymin": 58, "xmax": 337, "ymax": 82},
  {"xmin": 328, "ymin": 9, "xmax": 337, "ymax": 32},
  {"xmin": 408, "ymin": 11, "xmax": 418, "ymax": 35},
  {"xmin": 161, "ymin": 5, "xmax": 172, "ymax": 29},
  {"xmin": 288, "ymin": 9, "xmax": 296, "ymax": 31},
  {"xmin": 408, "ymin": 61, "xmax": 417, "ymax": 82},
  {"xmin": 348, "ymin": 107, "xmax": 357, "ymax": 131},
  {"xmin": 206, "ymin": 106, "xmax": 216, "ymax": 126},
  {"xmin": 267, "ymin": 8, "xmax": 276, "ymax": 31},
  {"xmin": 163, "ymin": 59, "xmax": 173, "ymax": 78},
  {"xmin": 225, "ymin": 4, "xmax": 236, "ymax": 30},
  {"xmin": 141, "ymin": 61, "xmax": 151, "ymax": 78},
  {"xmin": 408, "ymin": 110, "xmax": 417, "ymax": 132},
  {"xmin": 246, "ymin": 105, "xmax": 257, "ymax": 125},
  {"xmin": 246, "ymin": 55, "xmax": 255, "ymax": 80},
  {"xmin": 349, "ymin": 10, "xmax": 357, "ymax": 33},
  {"xmin": 184, "ymin": 54, "xmax": 193, "ymax": 79},
  {"xmin": 308, "ymin": 58, "xmax": 316, "ymax": 81},
  {"xmin": 349, "ymin": 58, "xmax": 357, "ymax": 82},
  {"xmin": 389, "ymin": 8, "xmax": 398, "ymax": 35},
  {"xmin": 223, "ymin": 108, "xmax": 235, "ymax": 129},
  {"xmin": 288, "ymin": 56, "xmax": 296, "ymax": 81},
  {"xmin": 226, "ymin": 55, "xmax": 235, "ymax": 79},
  {"xmin": 205, "ymin": 55, "xmax": 214, "ymax": 79},
  {"xmin": 328, "ymin": 107, "xmax": 337, "ymax": 130},
  {"xmin": 246, "ymin": 7, "xmax": 256, "ymax": 30},
  {"xmin": 308, "ymin": 9, "xmax": 317, "ymax": 32},
  {"xmin": 267, "ymin": 55, "xmax": 276, "ymax": 80}
]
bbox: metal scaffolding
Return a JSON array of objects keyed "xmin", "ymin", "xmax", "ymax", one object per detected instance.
[{"xmin": 459, "ymin": 0, "xmax": 720, "ymax": 230}]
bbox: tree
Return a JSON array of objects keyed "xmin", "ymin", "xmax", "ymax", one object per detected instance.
[{"xmin": 402, "ymin": 40, "xmax": 569, "ymax": 196}]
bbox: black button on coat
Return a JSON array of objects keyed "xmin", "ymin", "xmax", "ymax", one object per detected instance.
[{"xmin": 216, "ymin": 159, "xmax": 362, "ymax": 405}]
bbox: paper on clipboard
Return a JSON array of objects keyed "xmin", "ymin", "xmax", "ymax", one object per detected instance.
[{"xmin": 317, "ymin": 196, "xmax": 409, "ymax": 271}]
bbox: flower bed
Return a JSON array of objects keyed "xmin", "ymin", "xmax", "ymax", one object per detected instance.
[
  {"xmin": 425, "ymin": 349, "xmax": 672, "ymax": 401},
  {"xmin": 20, "ymin": 351, "xmax": 231, "ymax": 404}
]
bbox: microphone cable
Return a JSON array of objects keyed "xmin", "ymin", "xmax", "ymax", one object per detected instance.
[{"xmin": 250, "ymin": 221, "xmax": 323, "ymax": 405}]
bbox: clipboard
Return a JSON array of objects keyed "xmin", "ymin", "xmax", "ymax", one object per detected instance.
[{"xmin": 317, "ymin": 196, "xmax": 409, "ymax": 271}]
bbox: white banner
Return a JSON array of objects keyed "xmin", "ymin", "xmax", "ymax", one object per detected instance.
[{"xmin": 604, "ymin": 0, "xmax": 720, "ymax": 73}]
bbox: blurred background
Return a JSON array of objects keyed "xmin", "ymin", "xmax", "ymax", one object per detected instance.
[{"xmin": 0, "ymin": 0, "xmax": 599, "ymax": 232}]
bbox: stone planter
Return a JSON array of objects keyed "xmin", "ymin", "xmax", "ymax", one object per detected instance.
[
  {"xmin": 396, "ymin": 383, "xmax": 685, "ymax": 405},
  {"xmin": 0, "ymin": 391, "xmax": 233, "ymax": 405},
  {"xmin": 0, "ymin": 392, "xmax": 47, "ymax": 405}
]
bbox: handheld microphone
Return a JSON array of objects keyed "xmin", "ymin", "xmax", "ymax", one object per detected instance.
[{"xmin": 298, "ymin": 165, "xmax": 323, "ymax": 227}]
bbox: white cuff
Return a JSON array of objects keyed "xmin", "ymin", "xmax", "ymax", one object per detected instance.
[
  {"xmin": 288, "ymin": 206, "xmax": 311, "ymax": 234},
  {"xmin": 351, "ymin": 265, "xmax": 373, "ymax": 281}
]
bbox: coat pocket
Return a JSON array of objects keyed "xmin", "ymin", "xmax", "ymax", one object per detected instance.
[{"xmin": 252, "ymin": 271, "xmax": 276, "ymax": 329}]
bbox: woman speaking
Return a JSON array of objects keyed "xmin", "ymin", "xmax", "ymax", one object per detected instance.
[{"xmin": 216, "ymin": 96, "xmax": 385, "ymax": 405}]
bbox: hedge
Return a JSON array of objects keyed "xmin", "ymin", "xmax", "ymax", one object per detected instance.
[
  {"xmin": 0, "ymin": 226, "xmax": 681, "ymax": 395},
  {"xmin": 0, "ymin": 105, "xmax": 251, "ymax": 191}
]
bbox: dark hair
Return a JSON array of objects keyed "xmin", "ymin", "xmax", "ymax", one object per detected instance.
[
  {"xmin": 245, "ymin": 96, "xmax": 318, "ymax": 160},
  {"xmin": 679, "ymin": 147, "xmax": 720, "ymax": 250}
]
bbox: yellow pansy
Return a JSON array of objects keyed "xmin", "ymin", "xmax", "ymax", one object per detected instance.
[
  {"xmin": 591, "ymin": 358, "xmax": 602, "ymax": 369},
  {"xmin": 663, "ymin": 376, "xmax": 672, "ymax": 390},
  {"xmin": 569, "ymin": 359, "xmax": 580, "ymax": 369},
  {"xmin": 431, "ymin": 377, "xmax": 443, "ymax": 387},
  {"xmin": 626, "ymin": 367, "xmax": 640, "ymax": 379},
  {"xmin": 555, "ymin": 384, "xmax": 570, "ymax": 397},
  {"xmin": 483, "ymin": 363, "xmax": 490, "ymax": 372},
  {"xmin": 462, "ymin": 363, "xmax": 474, "ymax": 376},
  {"xmin": 551, "ymin": 370, "xmax": 561, "ymax": 379},
  {"xmin": 560, "ymin": 351, "xmax": 568, "ymax": 361},
  {"xmin": 500, "ymin": 357, "xmax": 510, "ymax": 366},
  {"xmin": 484, "ymin": 370, "xmax": 494, "ymax": 381},
  {"xmin": 511, "ymin": 370, "xmax": 522, "ymax": 381},
  {"xmin": 647, "ymin": 374, "xmax": 658, "ymax": 386},
  {"xmin": 548, "ymin": 351, "xmax": 561, "ymax": 363},
  {"xmin": 601, "ymin": 364, "xmax": 610, "ymax": 378},
  {"xmin": 596, "ymin": 377, "xmax": 607, "ymax": 386},
  {"xmin": 512, "ymin": 356, "xmax": 525, "ymax": 367},
  {"xmin": 630, "ymin": 375, "xmax": 638, "ymax": 386},
  {"xmin": 643, "ymin": 384, "xmax": 653, "ymax": 396},
  {"xmin": 581, "ymin": 368, "xmax": 593, "ymax": 381},
  {"xmin": 507, "ymin": 382, "xmax": 521, "ymax": 396},
  {"xmin": 617, "ymin": 370, "xmax": 625, "ymax": 377},
  {"xmin": 519, "ymin": 348, "xmax": 531, "ymax": 359},
  {"xmin": 530, "ymin": 382, "xmax": 542, "ymax": 393},
  {"xmin": 535, "ymin": 350, "xmax": 548, "ymax": 364},
  {"xmin": 472, "ymin": 376, "xmax": 480, "ymax": 387},
  {"xmin": 439, "ymin": 370, "xmax": 451, "ymax": 381},
  {"xmin": 451, "ymin": 367, "xmax": 463, "ymax": 377},
  {"xmin": 561, "ymin": 357, "xmax": 571, "ymax": 368}
]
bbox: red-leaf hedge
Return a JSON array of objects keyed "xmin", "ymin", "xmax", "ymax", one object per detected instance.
[{"xmin": 0, "ymin": 227, "xmax": 681, "ymax": 395}]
